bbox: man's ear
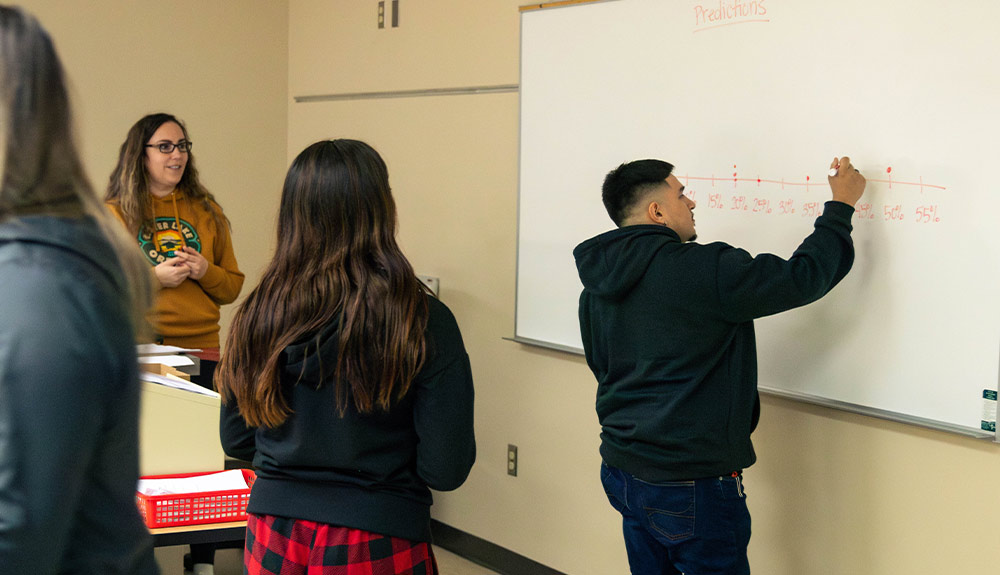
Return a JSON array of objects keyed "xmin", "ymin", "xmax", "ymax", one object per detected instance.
[{"xmin": 647, "ymin": 201, "xmax": 664, "ymax": 225}]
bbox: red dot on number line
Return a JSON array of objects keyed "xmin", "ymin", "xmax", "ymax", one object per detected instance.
[{"xmin": 887, "ymin": 167, "xmax": 892, "ymax": 173}]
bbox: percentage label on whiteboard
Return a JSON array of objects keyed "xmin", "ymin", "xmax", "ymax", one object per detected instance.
[
  {"xmin": 914, "ymin": 204, "xmax": 941, "ymax": 224},
  {"xmin": 883, "ymin": 204, "xmax": 904, "ymax": 221}
]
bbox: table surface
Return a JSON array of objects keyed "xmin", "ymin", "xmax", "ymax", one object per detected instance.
[{"xmin": 149, "ymin": 520, "xmax": 247, "ymax": 547}]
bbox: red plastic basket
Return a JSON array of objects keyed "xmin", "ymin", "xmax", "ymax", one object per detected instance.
[{"xmin": 136, "ymin": 469, "xmax": 256, "ymax": 529}]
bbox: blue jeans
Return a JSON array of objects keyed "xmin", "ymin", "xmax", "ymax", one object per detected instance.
[{"xmin": 601, "ymin": 462, "xmax": 751, "ymax": 575}]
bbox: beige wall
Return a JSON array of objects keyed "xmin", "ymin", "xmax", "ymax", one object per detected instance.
[
  {"xmin": 287, "ymin": 2, "xmax": 1000, "ymax": 574},
  {"xmin": 20, "ymin": 0, "xmax": 289, "ymax": 336},
  {"xmin": 21, "ymin": 1, "xmax": 1000, "ymax": 573}
]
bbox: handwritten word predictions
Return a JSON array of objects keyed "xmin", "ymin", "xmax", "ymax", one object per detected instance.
[
  {"xmin": 693, "ymin": 0, "xmax": 769, "ymax": 32},
  {"xmin": 682, "ymin": 166, "xmax": 946, "ymax": 225}
]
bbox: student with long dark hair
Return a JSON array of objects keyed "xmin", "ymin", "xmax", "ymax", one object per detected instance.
[
  {"xmin": 217, "ymin": 139, "xmax": 475, "ymax": 575},
  {"xmin": 0, "ymin": 5, "xmax": 157, "ymax": 574}
]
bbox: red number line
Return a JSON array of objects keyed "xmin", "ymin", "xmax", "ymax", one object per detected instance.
[
  {"xmin": 681, "ymin": 174, "xmax": 945, "ymax": 191},
  {"xmin": 866, "ymin": 177, "xmax": 944, "ymax": 191}
]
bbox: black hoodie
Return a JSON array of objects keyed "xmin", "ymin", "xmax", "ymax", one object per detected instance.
[
  {"xmin": 220, "ymin": 295, "xmax": 475, "ymax": 542},
  {"xmin": 574, "ymin": 201, "xmax": 855, "ymax": 481}
]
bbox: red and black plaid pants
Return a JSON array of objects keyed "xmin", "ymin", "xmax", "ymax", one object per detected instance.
[{"xmin": 245, "ymin": 513, "xmax": 439, "ymax": 575}]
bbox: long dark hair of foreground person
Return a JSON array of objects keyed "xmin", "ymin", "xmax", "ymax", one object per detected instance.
[
  {"xmin": 0, "ymin": 5, "xmax": 150, "ymax": 331},
  {"xmin": 216, "ymin": 140, "xmax": 428, "ymax": 427}
]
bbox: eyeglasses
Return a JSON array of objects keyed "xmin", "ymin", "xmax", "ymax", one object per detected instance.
[{"xmin": 145, "ymin": 141, "xmax": 193, "ymax": 154}]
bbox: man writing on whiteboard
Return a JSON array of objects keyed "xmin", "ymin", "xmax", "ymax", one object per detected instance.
[{"xmin": 574, "ymin": 157, "xmax": 866, "ymax": 574}]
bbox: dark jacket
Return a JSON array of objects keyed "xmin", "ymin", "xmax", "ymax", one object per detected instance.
[
  {"xmin": 220, "ymin": 295, "xmax": 475, "ymax": 543},
  {"xmin": 574, "ymin": 201, "xmax": 855, "ymax": 481},
  {"xmin": 0, "ymin": 215, "xmax": 158, "ymax": 574}
]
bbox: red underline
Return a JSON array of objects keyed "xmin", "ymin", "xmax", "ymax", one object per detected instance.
[{"xmin": 693, "ymin": 19, "xmax": 770, "ymax": 33}]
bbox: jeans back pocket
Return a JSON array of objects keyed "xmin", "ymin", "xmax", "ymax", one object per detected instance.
[{"xmin": 635, "ymin": 478, "xmax": 696, "ymax": 542}]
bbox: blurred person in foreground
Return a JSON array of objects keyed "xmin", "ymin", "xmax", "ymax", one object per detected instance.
[{"xmin": 0, "ymin": 5, "xmax": 157, "ymax": 574}]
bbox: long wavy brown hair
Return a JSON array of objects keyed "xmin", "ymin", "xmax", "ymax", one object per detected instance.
[
  {"xmin": 216, "ymin": 140, "xmax": 429, "ymax": 428},
  {"xmin": 0, "ymin": 6, "xmax": 151, "ymax": 334},
  {"xmin": 104, "ymin": 112, "xmax": 227, "ymax": 234}
]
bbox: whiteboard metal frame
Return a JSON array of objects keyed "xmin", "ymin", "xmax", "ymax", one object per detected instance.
[
  {"xmin": 508, "ymin": 334, "xmax": 996, "ymax": 441},
  {"xmin": 520, "ymin": 0, "xmax": 620, "ymax": 13},
  {"xmin": 758, "ymin": 385, "xmax": 995, "ymax": 441}
]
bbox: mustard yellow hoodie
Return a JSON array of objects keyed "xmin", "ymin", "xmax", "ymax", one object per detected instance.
[{"xmin": 107, "ymin": 190, "xmax": 244, "ymax": 348}]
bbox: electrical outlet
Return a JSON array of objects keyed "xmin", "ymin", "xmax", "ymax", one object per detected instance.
[
  {"xmin": 417, "ymin": 275, "xmax": 440, "ymax": 297},
  {"xmin": 507, "ymin": 444, "xmax": 518, "ymax": 477},
  {"xmin": 377, "ymin": 1, "xmax": 385, "ymax": 29}
]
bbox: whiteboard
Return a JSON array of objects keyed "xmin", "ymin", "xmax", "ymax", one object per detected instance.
[{"xmin": 516, "ymin": 0, "xmax": 1000, "ymax": 435}]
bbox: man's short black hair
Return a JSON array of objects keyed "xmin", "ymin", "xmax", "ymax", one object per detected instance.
[{"xmin": 602, "ymin": 159, "xmax": 675, "ymax": 226}]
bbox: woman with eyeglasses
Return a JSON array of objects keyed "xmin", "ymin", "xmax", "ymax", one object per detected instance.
[
  {"xmin": 216, "ymin": 140, "xmax": 476, "ymax": 575},
  {"xmin": 105, "ymin": 113, "xmax": 244, "ymax": 575},
  {"xmin": 106, "ymin": 113, "xmax": 244, "ymax": 380}
]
